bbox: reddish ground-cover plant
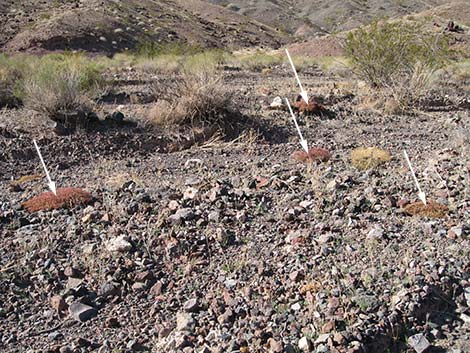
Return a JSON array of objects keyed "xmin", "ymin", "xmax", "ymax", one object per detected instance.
[
  {"xmin": 292, "ymin": 95, "xmax": 327, "ymax": 116},
  {"xmin": 403, "ymin": 200, "xmax": 449, "ymax": 218},
  {"xmin": 23, "ymin": 187, "xmax": 93, "ymax": 213},
  {"xmin": 292, "ymin": 147, "xmax": 331, "ymax": 164}
]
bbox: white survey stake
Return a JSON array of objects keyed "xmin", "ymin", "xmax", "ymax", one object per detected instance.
[
  {"xmin": 33, "ymin": 139, "xmax": 57, "ymax": 195},
  {"xmin": 285, "ymin": 48, "xmax": 309, "ymax": 104},
  {"xmin": 286, "ymin": 98, "xmax": 309, "ymax": 153},
  {"xmin": 403, "ymin": 150, "xmax": 426, "ymax": 205}
]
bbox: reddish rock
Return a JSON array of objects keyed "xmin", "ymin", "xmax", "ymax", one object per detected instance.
[
  {"xmin": 50, "ymin": 295, "xmax": 68, "ymax": 313},
  {"xmin": 150, "ymin": 281, "xmax": 164, "ymax": 296},
  {"xmin": 321, "ymin": 320, "xmax": 335, "ymax": 333}
]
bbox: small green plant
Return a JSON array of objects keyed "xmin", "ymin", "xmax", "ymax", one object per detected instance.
[{"xmin": 345, "ymin": 20, "xmax": 451, "ymax": 110}]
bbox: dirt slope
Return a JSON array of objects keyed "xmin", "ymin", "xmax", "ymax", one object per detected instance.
[{"xmin": 0, "ymin": 0, "xmax": 287, "ymax": 54}]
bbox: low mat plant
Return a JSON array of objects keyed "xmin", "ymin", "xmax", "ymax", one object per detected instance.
[
  {"xmin": 345, "ymin": 20, "xmax": 451, "ymax": 111},
  {"xmin": 23, "ymin": 187, "xmax": 93, "ymax": 213},
  {"xmin": 350, "ymin": 147, "xmax": 391, "ymax": 170},
  {"xmin": 292, "ymin": 148, "xmax": 332, "ymax": 164},
  {"xmin": 403, "ymin": 200, "xmax": 448, "ymax": 218},
  {"xmin": 20, "ymin": 53, "xmax": 105, "ymax": 118},
  {"xmin": 148, "ymin": 68, "xmax": 235, "ymax": 128}
]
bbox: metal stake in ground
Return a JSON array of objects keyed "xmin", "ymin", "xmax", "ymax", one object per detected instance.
[
  {"xmin": 33, "ymin": 139, "xmax": 57, "ymax": 196},
  {"xmin": 403, "ymin": 150, "xmax": 426, "ymax": 205},
  {"xmin": 285, "ymin": 98, "xmax": 309, "ymax": 153},
  {"xmin": 285, "ymin": 48, "xmax": 309, "ymax": 104}
]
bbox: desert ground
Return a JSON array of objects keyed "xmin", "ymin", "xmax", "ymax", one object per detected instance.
[{"xmin": 1, "ymin": 1, "xmax": 470, "ymax": 353}]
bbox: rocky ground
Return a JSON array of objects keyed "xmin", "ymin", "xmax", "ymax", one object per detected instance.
[{"xmin": 0, "ymin": 64, "xmax": 469, "ymax": 353}]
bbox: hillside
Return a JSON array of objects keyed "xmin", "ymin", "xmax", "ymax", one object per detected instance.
[
  {"xmin": 208, "ymin": 0, "xmax": 449, "ymax": 36},
  {"xmin": 0, "ymin": 0, "xmax": 287, "ymax": 54},
  {"xmin": 2, "ymin": 0, "xmax": 468, "ymax": 54}
]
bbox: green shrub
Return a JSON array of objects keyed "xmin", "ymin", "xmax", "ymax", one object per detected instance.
[
  {"xmin": 0, "ymin": 54, "xmax": 30, "ymax": 107},
  {"xmin": 345, "ymin": 20, "xmax": 451, "ymax": 110},
  {"xmin": 135, "ymin": 42, "xmax": 204, "ymax": 58},
  {"xmin": 233, "ymin": 51, "xmax": 283, "ymax": 71},
  {"xmin": 181, "ymin": 49, "xmax": 230, "ymax": 72},
  {"xmin": 20, "ymin": 53, "xmax": 104, "ymax": 117},
  {"xmin": 345, "ymin": 20, "xmax": 450, "ymax": 87}
]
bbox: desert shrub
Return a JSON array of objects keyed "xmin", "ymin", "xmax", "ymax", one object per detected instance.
[
  {"xmin": 22, "ymin": 187, "xmax": 93, "ymax": 213},
  {"xmin": 350, "ymin": 147, "xmax": 391, "ymax": 170},
  {"xmin": 440, "ymin": 58, "xmax": 470, "ymax": 86},
  {"xmin": 135, "ymin": 54, "xmax": 181, "ymax": 75},
  {"xmin": 182, "ymin": 49, "xmax": 230, "ymax": 72},
  {"xmin": 148, "ymin": 69, "xmax": 235, "ymax": 127},
  {"xmin": 0, "ymin": 54, "xmax": 31, "ymax": 106},
  {"xmin": 345, "ymin": 20, "xmax": 451, "ymax": 110},
  {"xmin": 20, "ymin": 53, "xmax": 104, "ymax": 117},
  {"xmin": 135, "ymin": 42, "xmax": 203, "ymax": 58},
  {"xmin": 135, "ymin": 49, "xmax": 229, "ymax": 75},
  {"xmin": 233, "ymin": 51, "xmax": 283, "ymax": 71}
]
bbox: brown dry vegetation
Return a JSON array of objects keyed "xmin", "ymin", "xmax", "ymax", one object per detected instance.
[
  {"xmin": 292, "ymin": 148, "xmax": 332, "ymax": 164},
  {"xmin": 22, "ymin": 187, "xmax": 93, "ymax": 213},
  {"xmin": 403, "ymin": 200, "xmax": 449, "ymax": 218},
  {"xmin": 147, "ymin": 70, "xmax": 235, "ymax": 128}
]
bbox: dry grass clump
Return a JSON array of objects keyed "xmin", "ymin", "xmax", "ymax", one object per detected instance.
[
  {"xmin": 292, "ymin": 148, "xmax": 332, "ymax": 164},
  {"xmin": 23, "ymin": 187, "xmax": 93, "ymax": 213},
  {"xmin": 20, "ymin": 53, "xmax": 104, "ymax": 119},
  {"xmin": 232, "ymin": 51, "xmax": 283, "ymax": 72},
  {"xmin": 0, "ymin": 54, "xmax": 28, "ymax": 107},
  {"xmin": 403, "ymin": 200, "xmax": 449, "ymax": 218},
  {"xmin": 10, "ymin": 174, "xmax": 42, "ymax": 186},
  {"xmin": 132, "ymin": 42, "xmax": 229, "ymax": 75},
  {"xmin": 148, "ymin": 69, "xmax": 235, "ymax": 128},
  {"xmin": 350, "ymin": 147, "xmax": 391, "ymax": 170}
]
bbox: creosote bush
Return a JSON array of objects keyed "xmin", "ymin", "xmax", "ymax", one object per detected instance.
[
  {"xmin": 22, "ymin": 187, "xmax": 93, "ymax": 213},
  {"xmin": 350, "ymin": 147, "xmax": 391, "ymax": 170},
  {"xmin": 20, "ymin": 53, "xmax": 105, "ymax": 117},
  {"xmin": 148, "ymin": 69, "xmax": 235, "ymax": 128},
  {"xmin": 345, "ymin": 20, "xmax": 451, "ymax": 111}
]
